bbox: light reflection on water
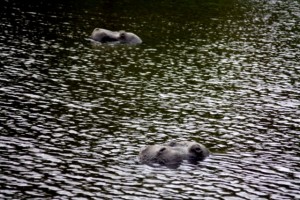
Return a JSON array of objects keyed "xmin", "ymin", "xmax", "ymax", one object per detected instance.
[{"xmin": 0, "ymin": 0, "xmax": 300, "ymax": 199}]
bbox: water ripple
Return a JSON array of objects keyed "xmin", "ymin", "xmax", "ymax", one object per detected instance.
[{"xmin": 1, "ymin": 0, "xmax": 300, "ymax": 199}]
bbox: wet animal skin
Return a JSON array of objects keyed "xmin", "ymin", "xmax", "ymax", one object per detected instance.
[
  {"xmin": 91, "ymin": 28, "xmax": 142, "ymax": 44},
  {"xmin": 139, "ymin": 141, "xmax": 210, "ymax": 168}
]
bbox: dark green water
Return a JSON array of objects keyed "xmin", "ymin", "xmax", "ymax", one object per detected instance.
[{"xmin": 1, "ymin": 0, "xmax": 299, "ymax": 199}]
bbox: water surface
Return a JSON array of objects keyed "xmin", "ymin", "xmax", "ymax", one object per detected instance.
[{"xmin": 0, "ymin": 0, "xmax": 299, "ymax": 199}]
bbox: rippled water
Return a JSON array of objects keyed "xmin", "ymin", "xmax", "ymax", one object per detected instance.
[{"xmin": 1, "ymin": 0, "xmax": 300, "ymax": 199}]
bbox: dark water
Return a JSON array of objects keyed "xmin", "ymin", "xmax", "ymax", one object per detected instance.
[{"xmin": 1, "ymin": 0, "xmax": 300, "ymax": 199}]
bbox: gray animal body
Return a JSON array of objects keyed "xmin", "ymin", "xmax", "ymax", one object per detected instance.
[
  {"xmin": 91, "ymin": 28, "xmax": 142, "ymax": 44},
  {"xmin": 139, "ymin": 141, "xmax": 210, "ymax": 168}
]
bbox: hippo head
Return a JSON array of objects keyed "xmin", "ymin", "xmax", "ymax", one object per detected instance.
[
  {"xmin": 118, "ymin": 30, "xmax": 142, "ymax": 44},
  {"xmin": 165, "ymin": 141, "xmax": 210, "ymax": 164},
  {"xmin": 139, "ymin": 141, "xmax": 210, "ymax": 168},
  {"xmin": 90, "ymin": 28, "xmax": 142, "ymax": 45},
  {"xmin": 91, "ymin": 28, "xmax": 119, "ymax": 43},
  {"xmin": 139, "ymin": 145, "xmax": 183, "ymax": 168}
]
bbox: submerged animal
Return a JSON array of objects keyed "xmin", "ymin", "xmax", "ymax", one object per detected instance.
[
  {"xmin": 90, "ymin": 28, "xmax": 142, "ymax": 45},
  {"xmin": 139, "ymin": 141, "xmax": 210, "ymax": 168}
]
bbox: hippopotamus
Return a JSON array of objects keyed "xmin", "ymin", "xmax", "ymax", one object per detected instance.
[
  {"xmin": 90, "ymin": 28, "xmax": 142, "ymax": 44},
  {"xmin": 139, "ymin": 141, "xmax": 210, "ymax": 168}
]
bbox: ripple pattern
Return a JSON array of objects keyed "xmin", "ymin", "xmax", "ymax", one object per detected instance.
[{"xmin": 0, "ymin": 0, "xmax": 300, "ymax": 199}]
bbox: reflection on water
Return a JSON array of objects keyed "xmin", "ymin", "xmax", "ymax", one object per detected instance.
[{"xmin": 1, "ymin": 0, "xmax": 300, "ymax": 199}]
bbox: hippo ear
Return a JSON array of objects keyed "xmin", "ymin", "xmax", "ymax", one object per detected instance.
[
  {"xmin": 168, "ymin": 141, "xmax": 177, "ymax": 147},
  {"xmin": 157, "ymin": 147, "xmax": 167, "ymax": 155},
  {"xmin": 119, "ymin": 31, "xmax": 126, "ymax": 39},
  {"xmin": 191, "ymin": 144, "xmax": 203, "ymax": 154}
]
